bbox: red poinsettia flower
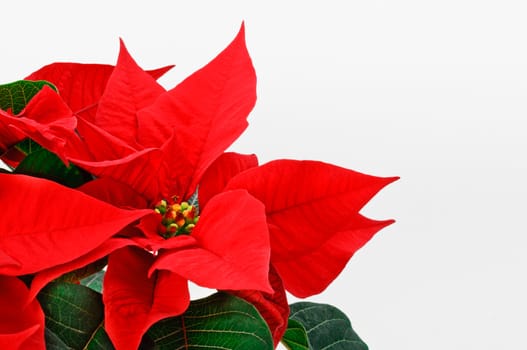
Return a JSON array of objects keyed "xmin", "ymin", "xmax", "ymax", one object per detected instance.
[
  {"xmin": 59, "ymin": 25, "xmax": 395, "ymax": 344},
  {"xmin": 4, "ymin": 24, "xmax": 273, "ymax": 350},
  {"xmin": 0, "ymin": 276, "xmax": 45, "ymax": 350},
  {"xmin": 1, "ymin": 22, "xmax": 397, "ymax": 349}
]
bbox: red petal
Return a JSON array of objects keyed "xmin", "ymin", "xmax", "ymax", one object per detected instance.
[
  {"xmin": 28, "ymin": 237, "xmax": 135, "ymax": 300},
  {"xmin": 0, "ymin": 276, "xmax": 45, "ymax": 350},
  {"xmin": 25, "ymin": 63, "xmax": 114, "ymax": 121},
  {"xmin": 198, "ymin": 152, "xmax": 258, "ymax": 208},
  {"xmin": 94, "ymin": 40, "xmax": 166, "ymax": 147},
  {"xmin": 25, "ymin": 62, "xmax": 173, "ymax": 121},
  {"xmin": 0, "ymin": 86, "xmax": 76, "ymax": 163},
  {"xmin": 78, "ymin": 176, "xmax": 148, "ymax": 209},
  {"xmin": 227, "ymin": 265, "xmax": 289, "ymax": 347},
  {"xmin": 0, "ymin": 249, "xmax": 20, "ymax": 269},
  {"xmin": 71, "ymin": 146, "xmax": 165, "ymax": 204},
  {"xmin": 0, "ymin": 117, "xmax": 25, "ymax": 152},
  {"xmin": 146, "ymin": 65, "xmax": 174, "ymax": 80},
  {"xmin": 104, "ymin": 247, "xmax": 189, "ymax": 350},
  {"xmin": 136, "ymin": 23, "xmax": 256, "ymax": 198},
  {"xmin": 0, "ymin": 174, "xmax": 151, "ymax": 275},
  {"xmin": 226, "ymin": 159, "xmax": 398, "ymax": 297},
  {"xmin": 70, "ymin": 116, "xmax": 139, "ymax": 160},
  {"xmin": 151, "ymin": 189, "xmax": 272, "ymax": 293},
  {"xmin": 274, "ymin": 215, "xmax": 394, "ymax": 297}
]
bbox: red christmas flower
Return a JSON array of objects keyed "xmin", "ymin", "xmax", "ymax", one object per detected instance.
[
  {"xmin": 2, "ymin": 24, "xmax": 272, "ymax": 349},
  {"xmin": 1, "ymin": 23, "xmax": 397, "ymax": 349}
]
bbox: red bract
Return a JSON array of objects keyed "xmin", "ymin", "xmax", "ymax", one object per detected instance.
[
  {"xmin": 0, "ymin": 174, "xmax": 151, "ymax": 276},
  {"xmin": 0, "ymin": 86, "xmax": 76, "ymax": 165},
  {"xmin": 0, "ymin": 276, "xmax": 45, "ymax": 350},
  {"xmin": 224, "ymin": 160, "xmax": 398, "ymax": 298},
  {"xmin": 25, "ymin": 61, "xmax": 173, "ymax": 122},
  {"xmin": 200, "ymin": 153, "xmax": 397, "ymax": 340},
  {"xmin": 19, "ymin": 24, "xmax": 273, "ymax": 350}
]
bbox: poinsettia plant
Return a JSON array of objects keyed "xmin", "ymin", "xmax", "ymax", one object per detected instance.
[{"xmin": 0, "ymin": 23, "xmax": 397, "ymax": 350}]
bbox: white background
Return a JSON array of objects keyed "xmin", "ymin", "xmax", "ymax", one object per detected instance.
[{"xmin": 2, "ymin": 2, "xmax": 527, "ymax": 349}]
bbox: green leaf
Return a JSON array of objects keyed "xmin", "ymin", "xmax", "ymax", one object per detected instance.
[
  {"xmin": 45, "ymin": 328, "xmax": 73, "ymax": 350},
  {"xmin": 281, "ymin": 319, "xmax": 311, "ymax": 350},
  {"xmin": 289, "ymin": 302, "xmax": 368, "ymax": 350},
  {"xmin": 14, "ymin": 148, "xmax": 92, "ymax": 187},
  {"xmin": 0, "ymin": 80, "xmax": 56, "ymax": 114},
  {"xmin": 38, "ymin": 282, "xmax": 114, "ymax": 350},
  {"xmin": 86, "ymin": 326, "xmax": 115, "ymax": 350},
  {"xmin": 281, "ymin": 319, "xmax": 310, "ymax": 350},
  {"xmin": 81, "ymin": 269, "xmax": 106, "ymax": 293},
  {"xmin": 147, "ymin": 292, "xmax": 274, "ymax": 350},
  {"xmin": 15, "ymin": 138, "xmax": 43, "ymax": 155}
]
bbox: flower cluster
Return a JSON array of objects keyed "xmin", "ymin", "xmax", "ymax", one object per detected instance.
[{"xmin": 0, "ymin": 24, "xmax": 396, "ymax": 350}]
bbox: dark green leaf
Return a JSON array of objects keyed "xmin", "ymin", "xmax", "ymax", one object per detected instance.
[
  {"xmin": 147, "ymin": 292, "xmax": 274, "ymax": 350},
  {"xmin": 38, "ymin": 282, "xmax": 114, "ymax": 350},
  {"xmin": 15, "ymin": 138, "xmax": 42, "ymax": 155},
  {"xmin": 85, "ymin": 325, "xmax": 114, "ymax": 350},
  {"xmin": 281, "ymin": 318, "xmax": 310, "ymax": 350},
  {"xmin": 80, "ymin": 269, "xmax": 106, "ymax": 293},
  {"xmin": 0, "ymin": 80, "xmax": 56, "ymax": 114},
  {"xmin": 45, "ymin": 328, "xmax": 73, "ymax": 350},
  {"xmin": 289, "ymin": 302, "xmax": 368, "ymax": 350},
  {"xmin": 14, "ymin": 148, "xmax": 92, "ymax": 187}
]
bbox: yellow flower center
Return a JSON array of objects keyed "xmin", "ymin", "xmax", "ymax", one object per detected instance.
[{"xmin": 154, "ymin": 197, "xmax": 199, "ymax": 239}]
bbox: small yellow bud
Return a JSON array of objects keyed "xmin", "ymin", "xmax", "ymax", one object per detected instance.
[{"xmin": 168, "ymin": 223, "xmax": 179, "ymax": 233}]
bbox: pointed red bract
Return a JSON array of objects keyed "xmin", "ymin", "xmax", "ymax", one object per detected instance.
[
  {"xmin": 151, "ymin": 190, "xmax": 272, "ymax": 293},
  {"xmin": 0, "ymin": 174, "xmax": 151, "ymax": 275},
  {"xmin": 273, "ymin": 215, "xmax": 394, "ymax": 297},
  {"xmin": 25, "ymin": 61, "xmax": 173, "ymax": 121},
  {"xmin": 78, "ymin": 177, "xmax": 148, "ymax": 209},
  {"xmin": 65, "ymin": 24, "xmax": 258, "ymax": 203},
  {"xmin": 226, "ymin": 159, "xmax": 398, "ymax": 297},
  {"xmin": 0, "ymin": 276, "xmax": 45, "ymax": 350},
  {"xmin": 71, "ymin": 147, "xmax": 165, "ymax": 203},
  {"xmin": 94, "ymin": 40, "xmax": 166, "ymax": 147},
  {"xmin": 136, "ymin": 23, "xmax": 256, "ymax": 198},
  {"xmin": 104, "ymin": 247, "xmax": 189, "ymax": 350},
  {"xmin": 199, "ymin": 152, "xmax": 258, "ymax": 208},
  {"xmin": 28, "ymin": 238, "xmax": 136, "ymax": 300},
  {"xmin": 71, "ymin": 116, "xmax": 138, "ymax": 160}
]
